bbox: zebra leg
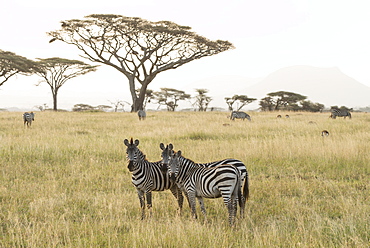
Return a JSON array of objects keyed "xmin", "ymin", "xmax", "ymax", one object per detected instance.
[
  {"xmin": 225, "ymin": 197, "xmax": 237, "ymax": 226},
  {"xmin": 197, "ymin": 196, "xmax": 207, "ymax": 217},
  {"xmin": 137, "ymin": 190, "xmax": 146, "ymax": 220},
  {"xmin": 169, "ymin": 186, "xmax": 184, "ymax": 215},
  {"xmin": 146, "ymin": 191, "xmax": 153, "ymax": 218},
  {"xmin": 187, "ymin": 193, "xmax": 198, "ymax": 219}
]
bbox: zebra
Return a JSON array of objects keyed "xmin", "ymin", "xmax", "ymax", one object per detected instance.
[
  {"xmin": 160, "ymin": 143, "xmax": 249, "ymax": 218},
  {"xmin": 167, "ymin": 150, "xmax": 242, "ymax": 226},
  {"xmin": 23, "ymin": 112, "xmax": 35, "ymax": 127},
  {"xmin": 138, "ymin": 110, "xmax": 146, "ymax": 120},
  {"xmin": 230, "ymin": 111, "xmax": 251, "ymax": 121},
  {"xmin": 330, "ymin": 108, "xmax": 351, "ymax": 119},
  {"xmin": 124, "ymin": 138, "xmax": 184, "ymax": 219}
]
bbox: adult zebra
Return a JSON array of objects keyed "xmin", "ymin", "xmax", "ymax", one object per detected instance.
[
  {"xmin": 23, "ymin": 112, "xmax": 35, "ymax": 127},
  {"xmin": 124, "ymin": 138, "xmax": 184, "ymax": 219},
  {"xmin": 138, "ymin": 110, "xmax": 146, "ymax": 120},
  {"xmin": 330, "ymin": 108, "xmax": 352, "ymax": 119},
  {"xmin": 167, "ymin": 150, "xmax": 242, "ymax": 226},
  {"xmin": 160, "ymin": 143, "xmax": 249, "ymax": 217},
  {"xmin": 230, "ymin": 111, "xmax": 251, "ymax": 121}
]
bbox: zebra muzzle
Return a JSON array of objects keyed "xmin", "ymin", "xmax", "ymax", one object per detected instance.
[
  {"xmin": 160, "ymin": 163, "xmax": 168, "ymax": 173},
  {"xmin": 127, "ymin": 161, "xmax": 135, "ymax": 171},
  {"xmin": 169, "ymin": 173, "xmax": 176, "ymax": 181}
]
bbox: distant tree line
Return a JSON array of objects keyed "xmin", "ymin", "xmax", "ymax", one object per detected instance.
[{"xmin": 0, "ymin": 50, "xmax": 338, "ymax": 112}]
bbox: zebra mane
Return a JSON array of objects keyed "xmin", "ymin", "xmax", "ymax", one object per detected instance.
[
  {"xmin": 136, "ymin": 147, "xmax": 147, "ymax": 161},
  {"xmin": 177, "ymin": 152, "xmax": 196, "ymax": 165}
]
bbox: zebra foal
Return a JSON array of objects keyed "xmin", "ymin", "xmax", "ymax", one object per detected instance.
[
  {"xmin": 230, "ymin": 111, "xmax": 251, "ymax": 121},
  {"xmin": 23, "ymin": 112, "xmax": 35, "ymax": 127},
  {"xmin": 160, "ymin": 143, "xmax": 249, "ymax": 217},
  {"xmin": 166, "ymin": 150, "xmax": 242, "ymax": 226},
  {"xmin": 124, "ymin": 138, "xmax": 184, "ymax": 219}
]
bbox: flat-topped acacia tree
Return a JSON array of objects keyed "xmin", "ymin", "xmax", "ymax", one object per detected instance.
[
  {"xmin": 0, "ymin": 50, "xmax": 39, "ymax": 87},
  {"xmin": 34, "ymin": 57, "xmax": 98, "ymax": 111},
  {"xmin": 47, "ymin": 14, "xmax": 234, "ymax": 112}
]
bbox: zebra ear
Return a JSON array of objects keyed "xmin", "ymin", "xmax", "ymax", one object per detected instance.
[
  {"xmin": 160, "ymin": 143, "xmax": 165, "ymax": 150},
  {"xmin": 177, "ymin": 150, "xmax": 182, "ymax": 157},
  {"xmin": 134, "ymin": 139, "xmax": 139, "ymax": 146},
  {"xmin": 169, "ymin": 144, "xmax": 173, "ymax": 150},
  {"xmin": 124, "ymin": 139, "xmax": 129, "ymax": 146}
]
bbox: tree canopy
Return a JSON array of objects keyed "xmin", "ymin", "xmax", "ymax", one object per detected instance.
[
  {"xmin": 34, "ymin": 57, "xmax": 99, "ymax": 111},
  {"xmin": 47, "ymin": 14, "xmax": 234, "ymax": 111},
  {"xmin": 0, "ymin": 50, "xmax": 39, "ymax": 87},
  {"xmin": 260, "ymin": 91, "xmax": 307, "ymax": 111},
  {"xmin": 225, "ymin": 95, "xmax": 257, "ymax": 111},
  {"xmin": 193, "ymin": 89, "xmax": 212, "ymax": 111},
  {"xmin": 154, "ymin": 88, "xmax": 190, "ymax": 111}
]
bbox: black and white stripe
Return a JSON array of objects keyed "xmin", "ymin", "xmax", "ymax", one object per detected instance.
[
  {"xmin": 138, "ymin": 110, "xmax": 146, "ymax": 120},
  {"xmin": 23, "ymin": 112, "xmax": 35, "ymax": 127},
  {"xmin": 330, "ymin": 108, "xmax": 351, "ymax": 119},
  {"xmin": 160, "ymin": 143, "xmax": 249, "ymax": 214},
  {"xmin": 124, "ymin": 138, "xmax": 184, "ymax": 219},
  {"xmin": 167, "ymin": 150, "xmax": 242, "ymax": 226},
  {"xmin": 230, "ymin": 111, "xmax": 251, "ymax": 121}
]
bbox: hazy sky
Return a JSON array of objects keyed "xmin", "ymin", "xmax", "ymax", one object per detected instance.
[{"xmin": 1, "ymin": 0, "xmax": 370, "ymax": 110}]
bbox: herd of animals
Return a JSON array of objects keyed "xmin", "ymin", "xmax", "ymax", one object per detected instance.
[{"xmin": 20, "ymin": 107, "xmax": 352, "ymax": 225}]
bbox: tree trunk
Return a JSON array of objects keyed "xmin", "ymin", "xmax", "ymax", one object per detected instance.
[{"xmin": 52, "ymin": 91, "xmax": 58, "ymax": 111}]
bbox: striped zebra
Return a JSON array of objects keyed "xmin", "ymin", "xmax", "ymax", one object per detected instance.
[
  {"xmin": 160, "ymin": 143, "xmax": 249, "ymax": 218},
  {"xmin": 23, "ymin": 112, "xmax": 35, "ymax": 127},
  {"xmin": 230, "ymin": 111, "xmax": 251, "ymax": 121},
  {"xmin": 167, "ymin": 150, "xmax": 242, "ymax": 226},
  {"xmin": 330, "ymin": 108, "xmax": 351, "ymax": 119},
  {"xmin": 138, "ymin": 110, "xmax": 146, "ymax": 120},
  {"xmin": 124, "ymin": 138, "xmax": 184, "ymax": 219}
]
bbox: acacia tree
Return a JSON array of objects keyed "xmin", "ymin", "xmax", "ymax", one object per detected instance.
[
  {"xmin": 154, "ymin": 88, "xmax": 190, "ymax": 111},
  {"xmin": 225, "ymin": 95, "xmax": 257, "ymax": 111},
  {"xmin": 34, "ymin": 57, "xmax": 98, "ymax": 111},
  {"xmin": 136, "ymin": 88, "xmax": 155, "ymax": 110},
  {"xmin": 260, "ymin": 91, "xmax": 307, "ymax": 111},
  {"xmin": 47, "ymin": 14, "xmax": 234, "ymax": 112},
  {"xmin": 0, "ymin": 50, "xmax": 39, "ymax": 87},
  {"xmin": 193, "ymin": 89, "xmax": 212, "ymax": 111}
]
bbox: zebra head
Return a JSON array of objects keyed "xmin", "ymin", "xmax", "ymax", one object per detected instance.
[
  {"xmin": 124, "ymin": 138, "xmax": 140, "ymax": 172},
  {"xmin": 168, "ymin": 150, "xmax": 182, "ymax": 181},
  {"xmin": 159, "ymin": 143, "xmax": 174, "ymax": 172}
]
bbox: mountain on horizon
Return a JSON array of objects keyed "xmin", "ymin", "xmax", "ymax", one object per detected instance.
[
  {"xmin": 241, "ymin": 65, "xmax": 370, "ymax": 108},
  {"xmin": 208, "ymin": 65, "xmax": 370, "ymax": 110}
]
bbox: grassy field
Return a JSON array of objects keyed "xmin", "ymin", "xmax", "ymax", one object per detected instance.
[{"xmin": 0, "ymin": 111, "xmax": 369, "ymax": 247}]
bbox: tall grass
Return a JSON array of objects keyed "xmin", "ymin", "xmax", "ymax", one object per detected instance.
[{"xmin": 0, "ymin": 111, "xmax": 369, "ymax": 247}]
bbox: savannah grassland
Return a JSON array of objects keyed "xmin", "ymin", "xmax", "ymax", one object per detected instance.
[{"xmin": 0, "ymin": 111, "xmax": 369, "ymax": 248}]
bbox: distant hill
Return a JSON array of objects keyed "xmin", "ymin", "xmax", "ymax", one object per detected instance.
[
  {"xmin": 240, "ymin": 66, "xmax": 370, "ymax": 109},
  {"xmin": 208, "ymin": 66, "xmax": 370, "ymax": 109}
]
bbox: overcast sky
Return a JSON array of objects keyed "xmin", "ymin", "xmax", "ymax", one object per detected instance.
[{"xmin": 1, "ymin": 0, "xmax": 370, "ymax": 110}]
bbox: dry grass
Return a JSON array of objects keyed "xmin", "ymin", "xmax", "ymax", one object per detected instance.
[{"xmin": 0, "ymin": 111, "xmax": 369, "ymax": 247}]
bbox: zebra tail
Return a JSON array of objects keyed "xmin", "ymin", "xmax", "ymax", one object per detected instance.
[{"xmin": 243, "ymin": 174, "xmax": 250, "ymax": 201}]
